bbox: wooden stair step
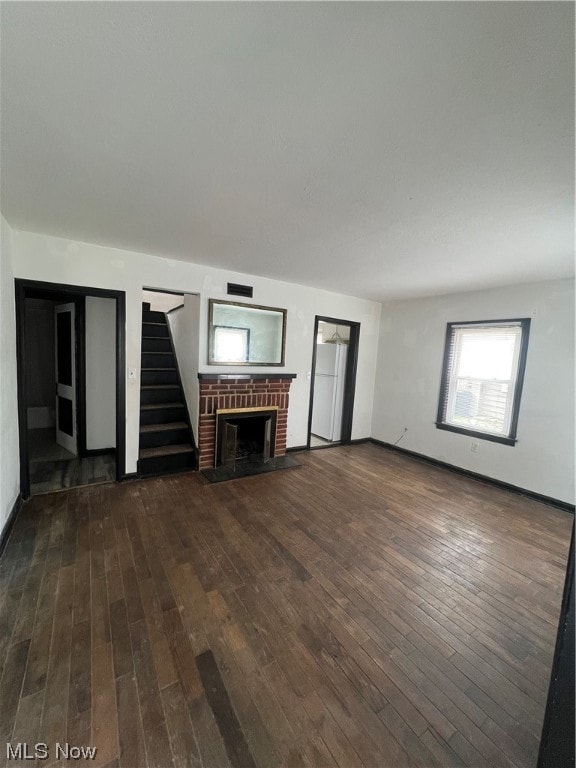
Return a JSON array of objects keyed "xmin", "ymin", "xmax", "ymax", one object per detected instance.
[
  {"xmin": 141, "ymin": 367, "xmax": 177, "ymax": 371},
  {"xmin": 140, "ymin": 422, "xmax": 188, "ymax": 433},
  {"xmin": 141, "ymin": 384, "xmax": 180, "ymax": 390},
  {"xmin": 140, "ymin": 402, "xmax": 184, "ymax": 410},
  {"xmin": 139, "ymin": 444, "xmax": 194, "ymax": 459}
]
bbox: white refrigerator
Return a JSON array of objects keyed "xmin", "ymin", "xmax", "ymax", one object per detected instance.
[{"xmin": 311, "ymin": 343, "xmax": 347, "ymax": 441}]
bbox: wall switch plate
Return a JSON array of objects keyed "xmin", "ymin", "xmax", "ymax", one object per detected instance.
[
  {"xmin": 128, "ymin": 368, "xmax": 137, "ymax": 380},
  {"xmin": 470, "ymin": 441, "xmax": 479, "ymax": 453}
]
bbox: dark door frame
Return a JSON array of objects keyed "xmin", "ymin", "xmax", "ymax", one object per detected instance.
[
  {"xmin": 15, "ymin": 279, "xmax": 126, "ymax": 498},
  {"xmin": 537, "ymin": 521, "xmax": 574, "ymax": 768},
  {"xmin": 306, "ymin": 316, "xmax": 360, "ymax": 450}
]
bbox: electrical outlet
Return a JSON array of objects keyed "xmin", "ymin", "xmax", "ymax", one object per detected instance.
[{"xmin": 470, "ymin": 441, "xmax": 479, "ymax": 453}]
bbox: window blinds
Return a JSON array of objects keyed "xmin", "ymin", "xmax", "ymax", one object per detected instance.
[{"xmin": 440, "ymin": 322, "xmax": 523, "ymax": 438}]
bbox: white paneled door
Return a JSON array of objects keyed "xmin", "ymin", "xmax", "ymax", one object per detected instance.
[{"xmin": 55, "ymin": 303, "xmax": 78, "ymax": 455}]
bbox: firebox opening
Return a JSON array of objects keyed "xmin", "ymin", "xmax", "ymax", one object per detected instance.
[
  {"xmin": 231, "ymin": 415, "xmax": 267, "ymax": 461},
  {"xmin": 215, "ymin": 408, "xmax": 278, "ymax": 469}
]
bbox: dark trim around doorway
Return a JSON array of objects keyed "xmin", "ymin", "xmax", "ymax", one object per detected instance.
[
  {"xmin": 538, "ymin": 521, "xmax": 575, "ymax": 767},
  {"xmin": 15, "ymin": 279, "xmax": 126, "ymax": 498},
  {"xmin": 306, "ymin": 316, "xmax": 360, "ymax": 450},
  {"xmin": 76, "ymin": 296, "xmax": 87, "ymax": 457}
]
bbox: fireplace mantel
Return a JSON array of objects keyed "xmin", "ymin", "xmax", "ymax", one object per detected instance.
[{"xmin": 198, "ymin": 373, "xmax": 297, "ymax": 381}]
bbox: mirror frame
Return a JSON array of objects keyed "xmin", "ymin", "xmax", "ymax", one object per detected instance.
[{"xmin": 208, "ymin": 299, "xmax": 287, "ymax": 366}]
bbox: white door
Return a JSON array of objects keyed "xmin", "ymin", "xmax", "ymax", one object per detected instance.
[{"xmin": 55, "ymin": 303, "xmax": 78, "ymax": 455}]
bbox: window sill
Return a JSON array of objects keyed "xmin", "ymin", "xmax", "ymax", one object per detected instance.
[{"xmin": 435, "ymin": 422, "xmax": 517, "ymax": 446}]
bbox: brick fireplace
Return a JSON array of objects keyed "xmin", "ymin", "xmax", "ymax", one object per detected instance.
[{"xmin": 197, "ymin": 373, "xmax": 296, "ymax": 470}]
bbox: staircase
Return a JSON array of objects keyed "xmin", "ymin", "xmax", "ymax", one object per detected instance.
[{"xmin": 138, "ymin": 303, "xmax": 197, "ymax": 477}]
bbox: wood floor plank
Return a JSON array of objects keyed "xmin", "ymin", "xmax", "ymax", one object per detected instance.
[
  {"xmin": 225, "ymin": 636, "xmax": 304, "ymax": 766},
  {"xmin": 205, "ymin": 617, "xmax": 284, "ymax": 768},
  {"xmin": 6, "ymin": 689, "xmax": 45, "ymax": 766},
  {"xmin": 0, "ymin": 639, "xmax": 30, "ymax": 745},
  {"xmin": 138, "ymin": 577, "xmax": 179, "ymax": 691},
  {"xmin": 162, "ymin": 607, "xmax": 204, "ymax": 702},
  {"xmin": 116, "ymin": 672, "xmax": 147, "ymax": 768},
  {"xmin": 196, "ymin": 648, "xmax": 258, "ymax": 768},
  {"xmin": 143, "ymin": 720, "xmax": 175, "ymax": 768},
  {"xmin": 67, "ymin": 619, "xmax": 91, "ymax": 744},
  {"xmin": 161, "ymin": 681, "xmax": 202, "ymax": 768},
  {"xmin": 109, "ymin": 599, "xmax": 133, "ymax": 679},
  {"xmin": 165, "ymin": 561, "xmax": 209, "ymax": 656},
  {"xmin": 39, "ymin": 594, "xmax": 73, "ymax": 764},
  {"xmin": 465, "ymin": 680, "xmax": 541, "ymax": 758},
  {"xmin": 303, "ymin": 689, "xmax": 364, "ymax": 767},
  {"xmin": 389, "ymin": 647, "xmax": 518, "ymax": 768},
  {"xmin": 188, "ymin": 694, "xmax": 233, "ymax": 768},
  {"xmin": 91, "ymin": 641, "xmax": 119, "ymax": 767},
  {"xmin": 129, "ymin": 617, "xmax": 168, "ymax": 735},
  {"xmin": 262, "ymin": 658, "xmax": 339, "ymax": 768},
  {"xmin": 0, "ymin": 444, "xmax": 571, "ymax": 768}
]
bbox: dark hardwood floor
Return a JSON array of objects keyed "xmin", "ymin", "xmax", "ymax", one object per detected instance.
[{"xmin": 0, "ymin": 443, "xmax": 572, "ymax": 768}]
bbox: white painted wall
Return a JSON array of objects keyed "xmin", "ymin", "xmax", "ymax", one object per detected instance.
[
  {"xmin": 0, "ymin": 215, "xmax": 20, "ymax": 535},
  {"xmin": 142, "ymin": 290, "xmax": 184, "ymax": 313},
  {"xmin": 372, "ymin": 279, "xmax": 575, "ymax": 504},
  {"xmin": 85, "ymin": 297, "xmax": 116, "ymax": 450},
  {"xmin": 12, "ymin": 230, "xmax": 381, "ymax": 473},
  {"xmin": 168, "ymin": 295, "xmax": 201, "ymax": 440}
]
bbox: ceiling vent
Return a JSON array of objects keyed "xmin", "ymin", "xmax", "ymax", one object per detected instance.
[{"xmin": 227, "ymin": 283, "xmax": 253, "ymax": 298}]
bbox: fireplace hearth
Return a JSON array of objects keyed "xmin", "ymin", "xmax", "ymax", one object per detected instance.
[{"xmin": 198, "ymin": 374, "xmax": 299, "ymax": 482}]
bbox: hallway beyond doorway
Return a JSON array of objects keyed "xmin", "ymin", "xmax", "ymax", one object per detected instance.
[{"xmin": 28, "ymin": 427, "xmax": 115, "ymax": 494}]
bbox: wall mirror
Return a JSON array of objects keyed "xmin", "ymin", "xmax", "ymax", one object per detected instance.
[{"xmin": 208, "ymin": 299, "xmax": 287, "ymax": 366}]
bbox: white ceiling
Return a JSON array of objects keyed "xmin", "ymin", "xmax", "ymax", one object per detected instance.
[{"xmin": 1, "ymin": 2, "xmax": 573, "ymax": 301}]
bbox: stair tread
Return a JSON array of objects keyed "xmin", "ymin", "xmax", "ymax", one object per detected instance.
[
  {"xmin": 142, "ymin": 336, "xmax": 170, "ymax": 340},
  {"xmin": 139, "ymin": 444, "xmax": 194, "ymax": 458},
  {"xmin": 142, "ymin": 351, "xmax": 173, "ymax": 354},
  {"xmin": 141, "ymin": 384, "xmax": 180, "ymax": 390},
  {"xmin": 140, "ymin": 422, "xmax": 188, "ymax": 433},
  {"xmin": 140, "ymin": 402, "xmax": 184, "ymax": 410},
  {"xmin": 142, "ymin": 321, "xmax": 168, "ymax": 326},
  {"xmin": 141, "ymin": 367, "xmax": 177, "ymax": 371}
]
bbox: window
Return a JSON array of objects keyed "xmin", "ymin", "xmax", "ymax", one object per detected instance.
[
  {"xmin": 436, "ymin": 319, "xmax": 530, "ymax": 445},
  {"xmin": 213, "ymin": 326, "xmax": 250, "ymax": 362}
]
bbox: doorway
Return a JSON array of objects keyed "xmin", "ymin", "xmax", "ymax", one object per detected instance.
[
  {"xmin": 15, "ymin": 280, "xmax": 126, "ymax": 497},
  {"xmin": 307, "ymin": 316, "xmax": 360, "ymax": 449}
]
